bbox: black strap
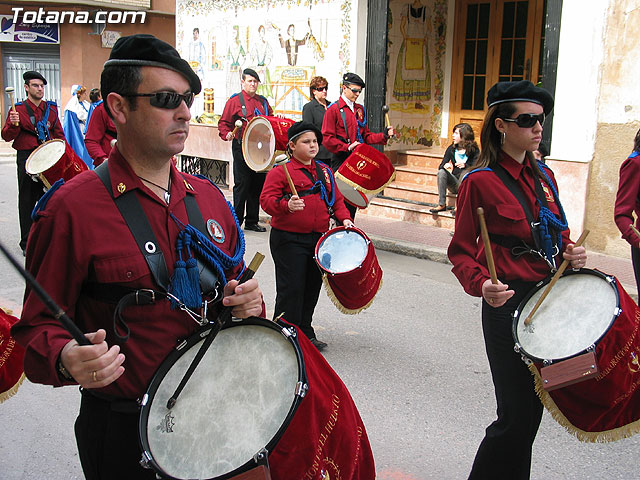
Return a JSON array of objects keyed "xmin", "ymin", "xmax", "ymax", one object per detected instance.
[
  {"xmin": 95, "ymin": 162, "xmax": 170, "ymax": 291},
  {"xmin": 23, "ymin": 102, "xmax": 49, "ymax": 143},
  {"xmin": 105, "ymin": 127, "xmax": 117, "ymax": 138},
  {"xmin": 339, "ymin": 107, "xmax": 351, "ymax": 144}
]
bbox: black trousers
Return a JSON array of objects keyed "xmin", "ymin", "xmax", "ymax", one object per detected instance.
[
  {"xmin": 468, "ymin": 280, "xmax": 543, "ymax": 480},
  {"xmin": 330, "ymin": 151, "xmax": 357, "ymax": 219},
  {"xmin": 232, "ymin": 140, "xmax": 265, "ymax": 226},
  {"xmin": 16, "ymin": 148, "xmax": 43, "ymax": 251},
  {"xmin": 75, "ymin": 390, "xmax": 155, "ymax": 480},
  {"xmin": 631, "ymin": 245, "xmax": 640, "ymax": 300},
  {"xmin": 270, "ymin": 228, "xmax": 323, "ymax": 340}
]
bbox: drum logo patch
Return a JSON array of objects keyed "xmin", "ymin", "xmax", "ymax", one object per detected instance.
[
  {"xmin": 630, "ymin": 349, "xmax": 640, "ymax": 374},
  {"xmin": 157, "ymin": 412, "xmax": 175, "ymax": 434},
  {"xmin": 207, "ymin": 219, "xmax": 225, "ymax": 243}
]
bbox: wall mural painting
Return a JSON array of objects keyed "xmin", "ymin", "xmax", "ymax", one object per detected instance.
[
  {"xmin": 176, "ymin": 0, "xmax": 354, "ymax": 125},
  {"xmin": 386, "ymin": 0, "xmax": 446, "ymax": 149}
]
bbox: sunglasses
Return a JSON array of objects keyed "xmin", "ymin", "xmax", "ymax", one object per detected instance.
[
  {"xmin": 347, "ymin": 87, "xmax": 362, "ymax": 94},
  {"xmin": 126, "ymin": 91, "xmax": 195, "ymax": 109},
  {"xmin": 501, "ymin": 113, "xmax": 545, "ymax": 128},
  {"xmin": 315, "ymin": 86, "xmax": 328, "ymax": 92}
]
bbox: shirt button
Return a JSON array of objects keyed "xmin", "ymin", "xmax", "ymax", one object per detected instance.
[{"xmin": 126, "ymin": 271, "xmax": 133, "ymax": 279}]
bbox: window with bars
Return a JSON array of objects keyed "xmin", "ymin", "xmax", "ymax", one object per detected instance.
[{"xmin": 461, "ymin": 3, "xmax": 490, "ymax": 111}]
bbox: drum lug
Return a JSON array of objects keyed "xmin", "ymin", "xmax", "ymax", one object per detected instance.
[
  {"xmin": 140, "ymin": 393, "xmax": 149, "ymax": 407},
  {"xmin": 614, "ymin": 306, "xmax": 622, "ymax": 318},
  {"xmin": 139, "ymin": 451, "xmax": 152, "ymax": 470},
  {"xmin": 296, "ymin": 381, "xmax": 308, "ymax": 398},
  {"xmin": 518, "ymin": 353, "xmax": 533, "ymax": 366},
  {"xmin": 281, "ymin": 326, "xmax": 296, "ymax": 338},
  {"xmin": 253, "ymin": 447, "xmax": 269, "ymax": 465},
  {"xmin": 513, "ymin": 342, "xmax": 521, "ymax": 353},
  {"xmin": 542, "ymin": 359, "xmax": 553, "ymax": 367},
  {"xmin": 587, "ymin": 344, "xmax": 596, "ymax": 353}
]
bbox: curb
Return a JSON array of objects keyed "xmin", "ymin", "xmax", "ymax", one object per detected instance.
[{"xmin": 370, "ymin": 236, "xmax": 450, "ymax": 265}]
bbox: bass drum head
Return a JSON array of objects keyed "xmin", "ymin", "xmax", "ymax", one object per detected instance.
[
  {"xmin": 140, "ymin": 319, "xmax": 302, "ymax": 479},
  {"xmin": 335, "ymin": 177, "xmax": 371, "ymax": 208},
  {"xmin": 513, "ymin": 269, "xmax": 619, "ymax": 362},
  {"xmin": 242, "ymin": 116, "xmax": 275, "ymax": 172},
  {"xmin": 316, "ymin": 228, "xmax": 368, "ymax": 274},
  {"xmin": 25, "ymin": 139, "xmax": 66, "ymax": 175}
]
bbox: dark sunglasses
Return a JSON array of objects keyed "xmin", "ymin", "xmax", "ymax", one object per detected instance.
[
  {"xmin": 315, "ymin": 86, "xmax": 328, "ymax": 92},
  {"xmin": 502, "ymin": 113, "xmax": 545, "ymax": 128},
  {"xmin": 348, "ymin": 87, "xmax": 362, "ymax": 94},
  {"xmin": 126, "ymin": 91, "xmax": 195, "ymax": 109}
]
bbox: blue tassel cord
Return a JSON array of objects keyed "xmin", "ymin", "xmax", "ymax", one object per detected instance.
[
  {"xmin": 536, "ymin": 165, "xmax": 569, "ymax": 265},
  {"xmin": 169, "ymin": 236, "xmax": 202, "ymax": 309}
]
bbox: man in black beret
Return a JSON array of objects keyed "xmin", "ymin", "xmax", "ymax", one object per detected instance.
[
  {"xmin": 12, "ymin": 34, "xmax": 264, "ymax": 479},
  {"xmin": 321, "ymin": 72, "xmax": 394, "ymax": 218},
  {"xmin": 1, "ymin": 69, "xmax": 65, "ymax": 255},
  {"xmin": 218, "ymin": 66, "xmax": 275, "ymax": 232}
]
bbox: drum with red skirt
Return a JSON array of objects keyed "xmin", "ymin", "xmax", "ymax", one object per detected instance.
[
  {"xmin": 241, "ymin": 115, "xmax": 296, "ymax": 172},
  {"xmin": 314, "ymin": 226, "xmax": 383, "ymax": 314},
  {"xmin": 512, "ymin": 268, "xmax": 640, "ymax": 442},
  {"xmin": 25, "ymin": 138, "xmax": 88, "ymax": 190}
]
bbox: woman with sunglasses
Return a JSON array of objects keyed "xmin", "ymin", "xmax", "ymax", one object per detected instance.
[
  {"xmin": 447, "ymin": 80, "xmax": 587, "ymax": 480},
  {"xmin": 302, "ymin": 76, "xmax": 332, "ymax": 163}
]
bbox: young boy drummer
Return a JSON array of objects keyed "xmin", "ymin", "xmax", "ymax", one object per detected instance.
[{"xmin": 260, "ymin": 121, "xmax": 353, "ymax": 351}]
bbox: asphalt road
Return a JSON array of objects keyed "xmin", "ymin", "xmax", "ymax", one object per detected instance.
[{"xmin": 0, "ymin": 161, "xmax": 638, "ymax": 479}]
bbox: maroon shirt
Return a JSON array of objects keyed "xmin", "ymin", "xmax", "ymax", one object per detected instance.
[
  {"xmin": 84, "ymin": 103, "xmax": 116, "ymax": 167},
  {"xmin": 218, "ymin": 91, "xmax": 273, "ymax": 141},
  {"xmin": 1, "ymin": 98, "xmax": 65, "ymax": 150},
  {"xmin": 448, "ymin": 152, "xmax": 572, "ymax": 297},
  {"xmin": 260, "ymin": 158, "xmax": 351, "ymax": 232},
  {"xmin": 321, "ymin": 97, "xmax": 387, "ymax": 154},
  {"xmin": 614, "ymin": 152, "xmax": 640, "ymax": 248},
  {"xmin": 12, "ymin": 147, "xmax": 252, "ymax": 399}
]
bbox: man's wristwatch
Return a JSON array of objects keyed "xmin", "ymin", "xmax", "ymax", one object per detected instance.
[{"xmin": 57, "ymin": 357, "xmax": 74, "ymax": 381}]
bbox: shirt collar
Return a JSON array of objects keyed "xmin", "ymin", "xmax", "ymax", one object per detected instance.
[
  {"xmin": 341, "ymin": 93, "xmax": 355, "ymax": 111},
  {"xmin": 499, "ymin": 150, "xmax": 530, "ymax": 180}
]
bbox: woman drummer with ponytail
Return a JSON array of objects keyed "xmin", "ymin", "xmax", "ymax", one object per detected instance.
[{"xmin": 447, "ymin": 81, "xmax": 587, "ymax": 479}]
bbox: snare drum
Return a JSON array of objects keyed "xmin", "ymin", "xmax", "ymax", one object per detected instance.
[
  {"xmin": 25, "ymin": 139, "xmax": 88, "ymax": 189},
  {"xmin": 241, "ymin": 116, "xmax": 296, "ymax": 172},
  {"xmin": 513, "ymin": 269, "xmax": 640, "ymax": 441},
  {"xmin": 139, "ymin": 317, "xmax": 376, "ymax": 479},
  {"xmin": 315, "ymin": 226, "xmax": 382, "ymax": 314}
]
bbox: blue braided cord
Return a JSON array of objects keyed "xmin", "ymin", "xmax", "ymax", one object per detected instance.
[
  {"xmin": 355, "ymin": 105, "xmax": 367, "ymax": 143},
  {"xmin": 460, "ymin": 167, "xmax": 493, "ymax": 183},
  {"xmin": 630, "ymin": 151, "xmax": 640, "ymax": 158},
  {"xmin": 31, "ymin": 178, "xmax": 64, "ymax": 220},
  {"xmin": 535, "ymin": 162, "xmax": 568, "ymax": 263},
  {"xmin": 316, "ymin": 161, "xmax": 336, "ymax": 208}
]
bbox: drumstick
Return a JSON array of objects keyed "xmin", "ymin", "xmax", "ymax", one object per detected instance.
[
  {"xmin": 523, "ymin": 229, "xmax": 590, "ymax": 326},
  {"xmin": 477, "ymin": 207, "xmax": 498, "ymax": 285},
  {"xmin": 5, "ymin": 87, "xmax": 18, "ymax": 126},
  {"xmin": 231, "ymin": 119, "xmax": 243, "ymax": 138},
  {"xmin": 0, "ymin": 240, "xmax": 91, "ymax": 346},
  {"xmin": 382, "ymin": 104, "xmax": 391, "ymax": 128},
  {"xmin": 630, "ymin": 224, "xmax": 640, "ymax": 242},
  {"xmin": 282, "ymin": 161, "xmax": 298, "ymax": 196},
  {"xmin": 166, "ymin": 252, "xmax": 265, "ymax": 409}
]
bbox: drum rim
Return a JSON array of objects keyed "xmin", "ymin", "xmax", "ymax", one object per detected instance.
[
  {"xmin": 25, "ymin": 138, "xmax": 66, "ymax": 175},
  {"xmin": 511, "ymin": 268, "xmax": 620, "ymax": 363},
  {"xmin": 241, "ymin": 116, "xmax": 275, "ymax": 172},
  {"xmin": 138, "ymin": 316, "xmax": 308, "ymax": 480},
  {"xmin": 314, "ymin": 226, "xmax": 370, "ymax": 275}
]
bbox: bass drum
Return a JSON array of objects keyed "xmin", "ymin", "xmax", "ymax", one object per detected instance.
[
  {"xmin": 241, "ymin": 115, "xmax": 295, "ymax": 172},
  {"xmin": 25, "ymin": 139, "xmax": 88, "ymax": 189},
  {"xmin": 139, "ymin": 317, "xmax": 306, "ymax": 479}
]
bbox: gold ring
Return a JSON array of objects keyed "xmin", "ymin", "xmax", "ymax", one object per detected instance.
[
  {"xmin": 92, "ymin": 370, "xmax": 97, "ymax": 382},
  {"xmin": 488, "ymin": 298, "xmax": 493, "ymax": 304}
]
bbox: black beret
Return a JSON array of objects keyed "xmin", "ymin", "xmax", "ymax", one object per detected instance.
[
  {"xmin": 288, "ymin": 121, "xmax": 323, "ymax": 145},
  {"xmin": 23, "ymin": 71, "xmax": 47, "ymax": 85},
  {"xmin": 242, "ymin": 68, "xmax": 261, "ymax": 82},
  {"xmin": 104, "ymin": 34, "xmax": 201, "ymax": 95},
  {"xmin": 342, "ymin": 72, "xmax": 365, "ymax": 88},
  {"xmin": 487, "ymin": 80, "xmax": 554, "ymax": 114}
]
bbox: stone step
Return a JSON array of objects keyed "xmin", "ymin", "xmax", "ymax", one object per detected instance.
[
  {"xmin": 394, "ymin": 165, "xmax": 438, "ymax": 189},
  {"xmin": 383, "ymin": 181, "xmax": 456, "ymax": 207},
  {"xmin": 395, "ymin": 148, "xmax": 446, "ymax": 170},
  {"xmin": 358, "ymin": 196, "xmax": 456, "ymax": 230}
]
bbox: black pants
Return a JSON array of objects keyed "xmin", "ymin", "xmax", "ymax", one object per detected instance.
[
  {"xmin": 632, "ymin": 245, "xmax": 640, "ymax": 300},
  {"xmin": 75, "ymin": 390, "xmax": 155, "ymax": 480},
  {"xmin": 330, "ymin": 151, "xmax": 357, "ymax": 219},
  {"xmin": 270, "ymin": 228, "xmax": 323, "ymax": 340},
  {"xmin": 16, "ymin": 148, "xmax": 43, "ymax": 251},
  {"xmin": 468, "ymin": 280, "xmax": 543, "ymax": 480},
  {"xmin": 232, "ymin": 140, "xmax": 265, "ymax": 226}
]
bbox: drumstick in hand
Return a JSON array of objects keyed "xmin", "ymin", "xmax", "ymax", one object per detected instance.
[
  {"xmin": 523, "ymin": 229, "xmax": 590, "ymax": 326},
  {"xmin": 477, "ymin": 207, "xmax": 498, "ymax": 285},
  {"xmin": 231, "ymin": 119, "xmax": 243, "ymax": 138},
  {"xmin": 282, "ymin": 162, "xmax": 298, "ymax": 196},
  {"xmin": 5, "ymin": 87, "xmax": 18, "ymax": 126},
  {"xmin": 382, "ymin": 104, "xmax": 391, "ymax": 128},
  {"xmin": 630, "ymin": 224, "xmax": 640, "ymax": 242}
]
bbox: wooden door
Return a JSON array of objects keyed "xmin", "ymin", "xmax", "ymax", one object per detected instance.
[{"xmin": 448, "ymin": 0, "xmax": 546, "ymax": 142}]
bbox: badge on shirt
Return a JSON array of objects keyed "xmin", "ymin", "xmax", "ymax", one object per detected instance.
[
  {"xmin": 542, "ymin": 184, "xmax": 554, "ymax": 203},
  {"xmin": 357, "ymin": 108, "xmax": 364, "ymax": 122},
  {"xmin": 207, "ymin": 219, "xmax": 225, "ymax": 243}
]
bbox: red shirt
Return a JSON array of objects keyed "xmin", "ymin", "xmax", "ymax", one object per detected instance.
[
  {"xmin": 260, "ymin": 158, "xmax": 351, "ymax": 233},
  {"xmin": 12, "ymin": 147, "xmax": 252, "ymax": 399},
  {"xmin": 1, "ymin": 98, "xmax": 65, "ymax": 150},
  {"xmin": 321, "ymin": 97, "xmax": 387, "ymax": 154},
  {"xmin": 614, "ymin": 152, "xmax": 640, "ymax": 248},
  {"xmin": 84, "ymin": 102, "xmax": 116, "ymax": 167},
  {"xmin": 448, "ymin": 153, "xmax": 572, "ymax": 297},
  {"xmin": 218, "ymin": 91, "xmax": 273, "ymax": 141}
]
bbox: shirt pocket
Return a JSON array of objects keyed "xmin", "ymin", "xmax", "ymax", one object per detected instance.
[
  {"xmin": 494, "ymin": 203, "xmax": 529, "ymax": 237},
  {"xmin": 93, "ymin": 253, "xmax": 151, "ymax": 285}
]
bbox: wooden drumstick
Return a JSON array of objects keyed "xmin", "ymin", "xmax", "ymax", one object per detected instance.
[
  {"xmin": 5, "ymin": 87, "xmax": 18, "ymax": 126},
  {"xmin": 231, "ymin": 119, "xmax": 242, "ymax": 138},
  {"xmin": 630, "ymin": 223, "xmax": 640, "ymax": 242},
  {"xmin": 274, "ymin": 154, "xmax": 298, "ymax": 196},
  {"xmin": 382, "ymin": 104, "xmax": 391, "ymax": 128},
  {"xmin": 477, "ymin": 207, "xmax": 498, "ymax": 285},
  {"xmin": 523, "ymin": 229, "xmax": 590, "ymax": 326}
]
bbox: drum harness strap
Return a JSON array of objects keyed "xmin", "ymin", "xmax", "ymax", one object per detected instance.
[
  {"xmin": 22, "ymin": 101, "xmax": 54, "ymax": 144},
  {"xmin": 236, "ymin": 91, "xmax": 269, "ymax": 141},
  {"xmin": 339, "ymin": 103, "xmax": 366, "ymax": 143},
  {"xmin": 280, "ymin": 161, "xmax": 337, "ymax": 219},
  {"xmin": 489, "ymin": 162, "xmax": 568, "ymax": 272},
  {"xmin": 92, "ymin": 163, "xmax": 243, "ymax": 341}
]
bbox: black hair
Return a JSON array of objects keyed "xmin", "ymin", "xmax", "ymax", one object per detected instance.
[{"xmin": 100, "ymin": 65, "xmax": 143, "ymax": 118}]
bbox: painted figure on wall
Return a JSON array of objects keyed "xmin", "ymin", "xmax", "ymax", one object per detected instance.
[
  {"xmin": 226, "ymin": 25, "xmax": 247, "ymax": 98},
  {"xmin": 251, "ymin": 25, "xmax": 274, "ymax": 98},
  {"xmin": 278, "ymin": 23, "xmax": 309, "ymax": 66},
  {"xmin": 188, "ymin": 27, "xmax": 207, "ymax": 81},
  {"xmin": 393, "ymin": 0, "xmax": 432, "ymax": 107}
]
